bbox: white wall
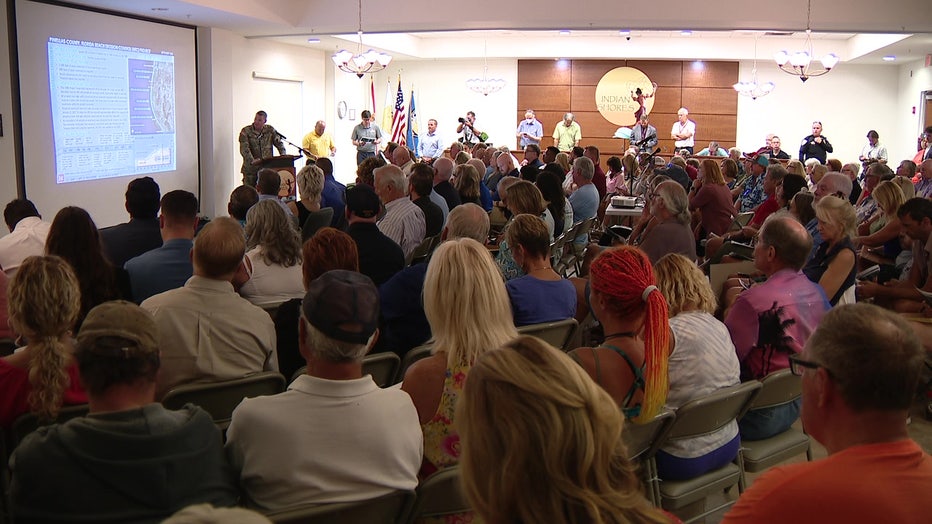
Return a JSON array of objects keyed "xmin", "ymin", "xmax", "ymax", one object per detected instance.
[
  {"xmin": 735, "ymin": 60, "xmax": 902, "ymax": 164},
  {"xmin": 894, "ymin": 59, "xmax": 932, "ymax": 161}
]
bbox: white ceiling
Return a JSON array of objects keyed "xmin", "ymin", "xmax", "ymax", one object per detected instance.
[{"xmin": 60, "ymin": 0, "xmax": 932, "ymax": 65}]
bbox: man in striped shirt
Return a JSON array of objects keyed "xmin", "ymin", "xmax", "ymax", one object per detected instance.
[{"xmin": 374, "ymin": 164, "xmax": 425, "ymax": 258}]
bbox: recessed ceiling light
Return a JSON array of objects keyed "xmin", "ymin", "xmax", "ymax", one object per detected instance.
[
  {"xmin": 680, "ymin": 30, "xmax": 693, "ymax": 36},
  {"xmin": 619, "ymin": 30, "xmax": 631, "ymax": 36},
  {"xmin": 151, "ymin": 7, "xmax": 168, "ymax": 11},
  {"xmin": 559, "ymin": 30, "xmax": 571, "ymax": 36},
  {"xmin": 882, "ymin": 55, "xmax": 896, "ymax": 61},
  {"xmin": 307, "ymin": 38, "xmax": 320, "ymax": 44}
]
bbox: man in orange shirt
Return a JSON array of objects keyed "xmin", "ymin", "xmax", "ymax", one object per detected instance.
[{"xmin": 724, "ymin": 303, "xmax": 932, "ymax": 524}]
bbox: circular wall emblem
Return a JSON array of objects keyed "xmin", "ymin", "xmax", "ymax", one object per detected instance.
[{"xmin": 595, "ymin": 67, "xmax": 655, "ymax": 126}]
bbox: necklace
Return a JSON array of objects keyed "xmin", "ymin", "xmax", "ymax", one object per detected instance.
[
  {"xmin": 603, "ymin": 331, "xmax": 638, "ymax": 340},
  {"xmin": 528, "ymin": 265, "xmax": 552, "ymax": 272}
]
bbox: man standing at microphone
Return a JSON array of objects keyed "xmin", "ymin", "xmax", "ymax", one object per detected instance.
[{"xmin": 239, "ymin": 110, "xmax": 287, "ymax": 186}]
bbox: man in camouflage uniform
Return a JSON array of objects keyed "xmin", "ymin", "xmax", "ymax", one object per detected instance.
[{"xmin": 239, "ymin": 110, "xmax": 286, "ymax": 186}]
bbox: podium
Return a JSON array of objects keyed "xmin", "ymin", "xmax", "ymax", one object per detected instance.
[{"xmin": 259, "ymin": 155, "xmax": 302, "ymax": 199}]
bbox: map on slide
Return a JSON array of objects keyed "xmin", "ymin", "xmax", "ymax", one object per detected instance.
[{"xmin": 48, "ymin": 37, "xmax": 177, "ymax": 184}]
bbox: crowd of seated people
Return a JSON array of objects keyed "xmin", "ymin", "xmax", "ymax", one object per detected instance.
[{"xmin": 3, "ymin": 125, "xmax": 932, "ymax": 523}]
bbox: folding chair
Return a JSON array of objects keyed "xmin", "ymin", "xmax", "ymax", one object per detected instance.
[
  {"xmin": 516, "ymin": 318, "xmax": 579, "ymax": 352},
  {"xmin": 406, "ymin": 234, "xmax": 441, "ymax": 266},
  {"xmin": 161, "ymin": 371, "xmax": 286, "ymax": 431},
  {"xmin": 265, "ymin": 490, "xmax": 414, "ymax": 524},
  {"xmin": 658, "ymin": 381, "xmax": 762, "ymax": 523},
  {"xmin": 623, "ymin": 410, "xmax": 676, "ymax": 506},
  {"xmin": 362, "ymin": 352, "xmax": 402, "ymax": 387},
  {"xmin": 739, "ymin": 369, "xmax": 812, "ymax": 472},
  {"xmin": 398, "ymin": 344, "xmax": 434, "ymax": 382},
  {"xmin": 403, "ymin": 466, "xmax": 470, "ymax": 524}
]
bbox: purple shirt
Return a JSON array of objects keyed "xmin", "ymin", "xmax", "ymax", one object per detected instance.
[{"xmin": 725, "ymin": 269, "xmax": 830, "ymax": 381}]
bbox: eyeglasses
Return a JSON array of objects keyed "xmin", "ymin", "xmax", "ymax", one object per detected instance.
[{"xmin": 788, "ymin": 354, "xmax": 831, "ymax": 377}]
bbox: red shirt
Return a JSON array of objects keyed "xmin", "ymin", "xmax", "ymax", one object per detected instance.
[
  {"xmin": 0, "ymin": 358, "xmax": 87, "ymax": 430},
  {"xmin": 750, "ymin": 195, "xmax": 779, "ymax": 228}
]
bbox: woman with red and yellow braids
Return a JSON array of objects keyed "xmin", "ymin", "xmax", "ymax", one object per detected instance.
[{"xmin": 569, "ymin": 246, "xmax": 670, "ymax": 423}]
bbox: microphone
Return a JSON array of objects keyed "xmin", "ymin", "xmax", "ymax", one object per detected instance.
[{"xmin": 275, "ymin": 130, "xmax": 287, "ymax": 140}]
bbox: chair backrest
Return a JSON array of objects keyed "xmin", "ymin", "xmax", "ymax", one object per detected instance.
[
  {"xmin": 666, "ymin": 381, "xmax": 762, "ymax": 441},
  {"xmin": 301, "ymin": 207, "xmax": 334, "ymax": 241},
  {"xmin": 622, "ymin": 409, "xmax": 675, "ymax": 462},
  {"xmin": 732, "ymin": 211, "xmax": 755, "ymax": 229},
  {"xmin": 363, "ymin": 352, "xmax": 402, "ymax": 387},
  {"xmin": 265, "ymin": 490, "xmax": 414, "ymax": 524},
  {"xmin": 516, "ymin": 318, "xmax": 579, "ymax": 351},
  {"xmin": 747, "ymin": 369, "xmax": 801, "ymax": 411},
  {"xmin": 404, "ymin": 466, "xmax": 470, "ymax": 523},
  {"xmin": 406, "ymin": 234, "xmax": 440, "ymax": 266},
  {"xmin": 398, "ymin": 344, "xmax": 434, "ymax": 382},
  {"xmin": 161, "ymin": 371, "xmax": 286, "ymax": 428},
  {"xmin": 10, "ymin": 403, "xmax": 90, "ymax": 449}
]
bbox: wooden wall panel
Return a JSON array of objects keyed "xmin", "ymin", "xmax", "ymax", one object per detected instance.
[
  {"xmin": 518, "ymin": 85, "xmax": 571, "ymax": 111},
  {"xmin": 572, "ymin": 60, "xmax": 627, "ymax": 85},
  {"xmin": 570, "ymin": 85, "xmax": 597, "ymax": 112},
  {"xmin": 518, "ymin": 60, "xmax": 571, "ymax": 85},
  {"xmin": 628, "ymin": 60, "xmax": 684, "ymax": 87},
  {"xmin": 682, "ymin": 61, "xmax": 739, "ymax": 88},
  {"xmin": 694, "ymin": 114, "xmax": 738, "ymax": 142},
  {"xmin": 516, "ymin": 59, "xmax": 738, "ymax": 159},
  {"xmin": 584, "ymin": 138, "xmax": 630, "ymax": 156},
  {"xmin": 682, "ymin": 87, "xmax": 738, "ymax": 115}
]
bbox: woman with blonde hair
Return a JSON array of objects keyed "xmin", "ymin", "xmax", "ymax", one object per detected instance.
[
  {"xmin": 653, "ymin": 254, "xmax": 740, "ymax": 479},
  {"xmin": 570, "ymin": 246, "xmax": 671, "ymax": 423},
  {"xmin": 854, "ymin": 180, "xmax": 905, "ymax": 262},
  {"xmin": 402, "ymin": 238, "xmax": 518, "ymax": 512},
  {"xmin": 453, "ymin": 163, "xmax": 482, "ymax": 206},
  {"xmin": 0, "ymin": 256, "xmax": 87, "ymax": 429},
  {"xmin": 239, "ymin": 199, "xmax": 304, "ymax": 307},
  {"xmin": 806, "ymin": 196, "xmax": 857, "ymax": 305},
  {"xmin": 287, "ymin": 164, "xmax": 333, "ymax": 237},
  {"xmin": 785, "ymin": 159, "xmax": 805, "ymax": 177},
  {"xmin": 458, "ymin": 335, "xmax": 670, "ymax": 524}
]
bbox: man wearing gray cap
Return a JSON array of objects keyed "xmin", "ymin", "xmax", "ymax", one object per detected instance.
[
  {"xmin": 10, "ymin": 301, "xmax": 237, "ymax": 522},
  {"xmin": 225, "ymin": 270, "xmax": 422, "ymax": 511}
]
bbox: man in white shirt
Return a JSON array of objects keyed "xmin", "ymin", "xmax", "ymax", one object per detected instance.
[
  {"xmin": 0, "ymin": 199, "xmax": 51, "ymax": 278},
  {"xmin": 671, "ymin": 107, "xmax": 696, "ymax": 154},
  {"xmin": 225, "ymin": 270, "xmax": 422, "ymax": 511},
  {"xmin": 375, "ymin": 164, "xmax": 426, "ymax": 258}
]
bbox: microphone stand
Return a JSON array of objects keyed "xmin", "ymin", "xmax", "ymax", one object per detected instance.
[{"xmin": 631, "ymin": 147, "xmax": 662, "ymax": 196}]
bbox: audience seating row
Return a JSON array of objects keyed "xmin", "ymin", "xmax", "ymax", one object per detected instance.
[{"xmin": 626, "ymin": 369, "xmax": 811, "ymax": 523}]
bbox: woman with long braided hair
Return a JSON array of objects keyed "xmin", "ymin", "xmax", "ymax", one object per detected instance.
[
  {"xmin": 569, "ymin": 246, "xmax": 671, "ymax": 424},
  {"xmin": 0, "ymin": 256, "xmax": 87, "ymax": 429}
]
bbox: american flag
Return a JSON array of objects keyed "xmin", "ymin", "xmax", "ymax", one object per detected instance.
[{"xmin": 390, "ymin": 77, "xmax": 406, "ymax": 146}]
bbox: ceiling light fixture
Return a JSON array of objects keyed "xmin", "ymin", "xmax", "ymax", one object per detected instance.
[
  {"xmin": 331, "ymin": 0, "xmax": 392, "ymax": 78},
  {"xmin": 734, "ymin": 36, "xmax": 775, "ymax": 100},
  {"xmin": 466, "ymin": 41, "xmax": 506, "ymax": 96},
  {"xmin": 882, "ymin": 55, "xmax": 896, "ymax": 62},
  {"xmin": 773, "ymin": 0, "xmax": 839, "ymax": 82}
]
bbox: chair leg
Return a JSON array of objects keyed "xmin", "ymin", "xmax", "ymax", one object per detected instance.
[{"xmin": 735, "ymin": 450, "xmax": 748, "ymax": 493}]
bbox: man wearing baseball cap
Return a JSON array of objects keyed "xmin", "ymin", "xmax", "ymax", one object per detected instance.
[
  {"xmin": 735, "ymin": 154, "xmax": 770, "ymax": 213},
  {"xmin": 225, "ymin": 270, "xmax": 422, "ymax": 511},
  {"xmin": 10, "ymin": 301, "xmax": 237, "ymax": 522}
]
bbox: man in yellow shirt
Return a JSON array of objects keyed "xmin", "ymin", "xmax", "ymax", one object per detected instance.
[
  {"xmin": 302, "ymin": 120, "xmax": 336, "ymax": 159},
  {"xmin": 552, "ymin": 112, "xmax": 581, "ymax": 152}
]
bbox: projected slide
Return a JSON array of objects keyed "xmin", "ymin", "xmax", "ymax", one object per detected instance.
[{"xmin": 48, "ymin": 37, "xmax": 176, "ymax": 184}]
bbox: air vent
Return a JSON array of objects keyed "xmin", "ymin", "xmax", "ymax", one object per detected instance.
[{"xmin": 764, "ymin": 31, "xmax": 794, "ymax": 36}]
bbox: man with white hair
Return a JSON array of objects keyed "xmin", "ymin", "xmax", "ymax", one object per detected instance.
[
  {"xmin": 375, "ymin": 164, "xmax": 426, "ymax": 258},
  {"xmin": 226, "ymin": 270, "xmax": 422, "ymax": 511},
  {"xmin": 553, "ymin": 112, "xmax": 581, "ymax": 152},
  {"xmin": 516, "ymin": 109, "xmax": 543, "ymax": 148},
  {"xmin": 671, "ymin": 107, "xmax": 696, "ymax": 154}
]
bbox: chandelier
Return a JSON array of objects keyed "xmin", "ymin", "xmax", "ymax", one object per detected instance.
[
  {"xmin": 773, "ymin": 0, "xmax": 839, "ymax": 82},
  {"xmin": 466, "ymin": 42, "xmax": 505, "ymax": 96},
  {"xmin": 332, "ymin": 0, "xmax": 392, "ymax": 78},
  {"xmin": 734, "ymin": 37, "xmax": 775, "ymax": 99}
]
